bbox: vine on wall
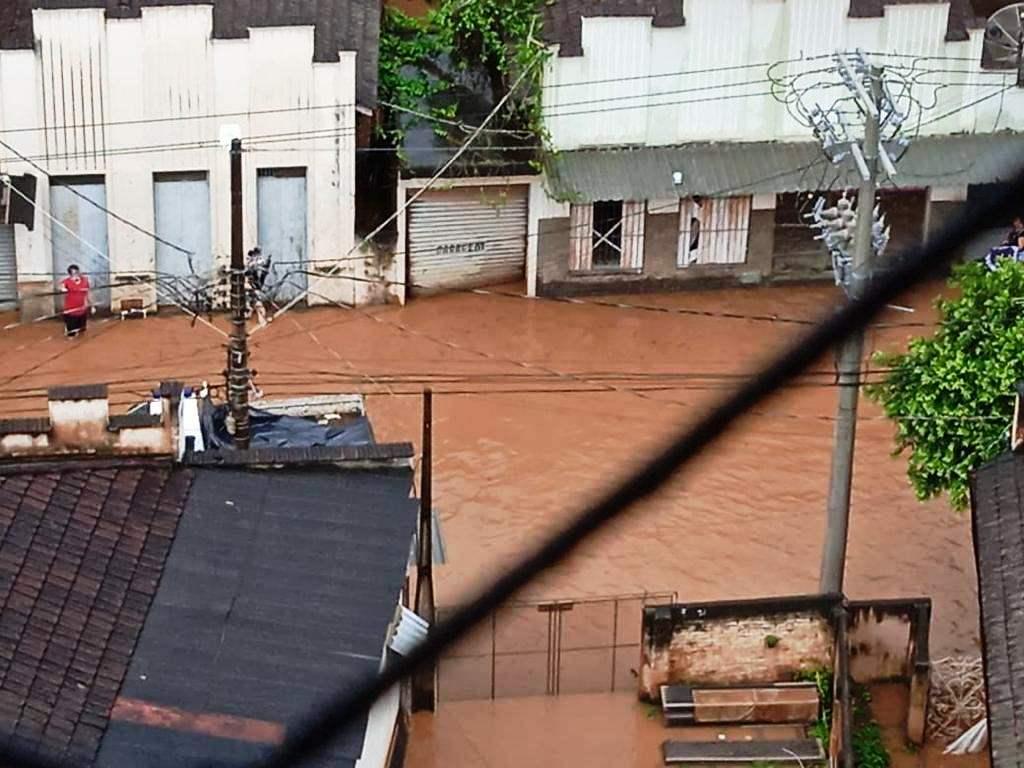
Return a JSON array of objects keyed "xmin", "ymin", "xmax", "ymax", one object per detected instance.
[{"xmin": 378, "ymin": 0, "xmax": 549, "ymax": 153}]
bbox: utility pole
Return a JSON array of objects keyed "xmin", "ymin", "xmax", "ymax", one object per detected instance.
[
  {"xmin": 819, "ymin": 64, "xmax": 883, "ymax": 595},
  {"xmin": 412, "ymin": 388, "xmax": 436, "ymax": 711},
  {"xmin": 227, "ymin": 138, "xmax": 251, "ymax": 448}
]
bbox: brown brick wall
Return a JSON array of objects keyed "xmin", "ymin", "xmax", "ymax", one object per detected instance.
[{"xmin": 639, "ymin": 599, "xmax": 836, "ymax": 701}]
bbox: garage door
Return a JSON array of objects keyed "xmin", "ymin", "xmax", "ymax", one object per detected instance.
[
  {"xmin": 257, "ymin": 168, "xmax": 308, "ymax": 304},
  {"xmin": 408, "ymin": 186, "xmax": 528, "ymax": 293},
  {"xmin": 50, "ymin": 177, "xmax": 110, "ymax": 309},
  {"xmin": 0, "ymin": 224, "xmax": 15, "ymax": 309},
  {"xmin": 154, "ymin": 171, "xmax": 212, "ymax": 307}
]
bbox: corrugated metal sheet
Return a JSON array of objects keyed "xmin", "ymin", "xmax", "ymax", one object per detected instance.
[
  {"xmin": 0, "ymin": 0, "xmax": 381, "ymax": 107},
  {"xmin": 257, "ymin": 168, "xmax": 308, "ymax": 304},
  {"xmin": 544, "ymin": 133, "xmax": 1024, "ymax": 203},
  {"xmin": 49, "ymin": 177, "xmax": 111, "ymax": 308},
  {"xmin": 678, "ymin": 196, "xmax": 750, "ymax": 267},
  {"xmin": 0, "ymin": 224, "xmax": 16, "ymax": 307},
  {"xmin": 408, "ymin": 187, "xmax": 528, "ymax": 292},
  {"xmin": 622, "ymin": 200, "xmax": 645, "ymax": 269},
  {"xmin": 153, "ymin": 172, "xmax": 211, "ymax": 306}
]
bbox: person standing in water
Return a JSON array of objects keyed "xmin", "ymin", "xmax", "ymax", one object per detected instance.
[{"xmin": 60, "ymin": 264, "xmax": 92, "ymax": 338}]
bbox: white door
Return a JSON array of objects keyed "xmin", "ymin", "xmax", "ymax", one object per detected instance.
[
  {"xmin": 50, "ymin": 177, "xmax": 110, "ymax": 309},
  {"xmin": 154, "ymin": 171, "xmax": 212, "ymax": 307},
  {"xmin": 0, "ymin": 224, "xmax": 16, "ymax": 309},
  {"xmin": 408, "ymin": 186, "xmax": 528, "ymax": 293},
  {"xmin": 257, "ymin": 168, "xmax": 308, "ymax": 304}
]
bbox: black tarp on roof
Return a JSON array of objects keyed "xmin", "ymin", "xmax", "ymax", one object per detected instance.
[
  {"xmin": 202, "ymin": 405, "xmax": 375, "ymax": 451},
  {"xmin": 970, "ymin": 451, "xmax": 1024, "ymax": 768},
  {"xmin": 98, "ymin": 466, "xmax": 417, "ymax": 768}
]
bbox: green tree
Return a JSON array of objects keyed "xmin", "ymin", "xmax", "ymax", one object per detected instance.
[
  {"xmin": 378, "ymin": 0, "xmax": 548, "ymax": 147},
  {"xmin": 867, "ymin": 261, "xmax": 1024, "ymax": 510}
]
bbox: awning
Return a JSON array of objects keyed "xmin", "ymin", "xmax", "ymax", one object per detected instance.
[{"xmin": 543, "ymin": 133, "xmax": 1024, "ymax": 203}]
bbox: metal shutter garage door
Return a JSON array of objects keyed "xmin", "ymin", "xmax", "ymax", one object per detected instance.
[
  {"xmin": 50, "ymin": 177, "xmax": 111, "ymax": 309},
  {"xmin": 0, "ymin": 224, "xmax": 16, "ymax": 309},
  {"xmin": 408, "ymin": 186, "xmax": 528, "ymax": 293}
]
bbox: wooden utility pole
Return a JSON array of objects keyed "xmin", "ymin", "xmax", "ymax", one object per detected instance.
[
  {"xmin": 819, "ymin": 65, "xmax": 882, "ymax": 595},
  {"xmin": 412, "ymin": 388, "xmax": 436, "ymax": 711},
  {"xmin": 227, "ymin": 138, "xmax": 251, "ymax": 448}
]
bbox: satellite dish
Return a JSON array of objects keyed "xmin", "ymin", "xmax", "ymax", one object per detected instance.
[{"xmin": 982, "ymin": 3, "xmax": 1024, "ymax": 71}]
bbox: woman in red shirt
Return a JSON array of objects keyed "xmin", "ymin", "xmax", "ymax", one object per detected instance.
[{"xmin": 60, "ymin": 264, "xmax": 91, "ymax": 338}]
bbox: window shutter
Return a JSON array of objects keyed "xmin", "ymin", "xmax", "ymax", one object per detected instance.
[
  {"xmin": 678, "ymin": 197, "xmax": 751, "ymax": 266},
  {"xmin": 569, "ymin": 203, "xmax": 593, "ymax": 271},
  {"xmin": 621, "ymin": 201, "xmax": 646, "ymax": 270}
]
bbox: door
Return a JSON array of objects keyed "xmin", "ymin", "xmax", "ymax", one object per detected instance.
[
  {"xmin": 407, "ymin": 186, "xmax": 528, "ymax": 293},
  {"xmin": 257, "ymin": 168, "xmax": 308, "ymax": 304},
  {"xmin": 50, "ymin": 177, "xmax": 110, "ymax": 309},
  {"xmin": 0, "ymin": 224, "xmax": 15, "ymax": 309},
  {"xmin": 154, "ymin": 171, "xmax": 212, "ymax": 308}
]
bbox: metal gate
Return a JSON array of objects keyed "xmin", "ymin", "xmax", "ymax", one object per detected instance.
[
  {"xmin": 407, "ymin": 185, "xmax": 528, "ymax": 293},
  {"xmin": 154, "ymin": 171, "xmax": 212, "ymax": 307},
  {"xmin": 257, "ymin": 168, "xmax": 308, "ymax": 305},
  {"xmin": 49, "ymin": 177, "xmax": 110, "ymax": 309},
  {"xmin": 0, "ymin": 224, "xmax": 16, "ymax": 308},
  {"xmin": 436, "ymin": 592, "xmax": 675, "ymax": 702}
]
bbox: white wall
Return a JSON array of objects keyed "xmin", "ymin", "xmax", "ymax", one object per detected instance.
[
  {"xmin": 0, "ymin": 6, "xmax": 361, "ymax": 309},
  {"xmin": 543, "ymin": 0, "xmax": 1024, "ymax": 150}
]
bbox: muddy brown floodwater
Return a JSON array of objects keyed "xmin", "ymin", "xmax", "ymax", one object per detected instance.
[{"xmin": 0, "ymin": 281, "xmax": 983, "ymax": 765}]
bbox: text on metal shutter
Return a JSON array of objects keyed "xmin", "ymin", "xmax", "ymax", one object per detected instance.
[{"xmin": 408, "ymin": 186, "xmax": 528, "ymax": 292}]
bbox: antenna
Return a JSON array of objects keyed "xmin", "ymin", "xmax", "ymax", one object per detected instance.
[{"xmin": 982, "ymin": 2, "xmax": 1024, "ymax": 86}]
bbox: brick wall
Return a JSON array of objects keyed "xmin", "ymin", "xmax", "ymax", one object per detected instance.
[{"xmin": 639, "ymin": 596, "xmax": 838, "ymax": 701}]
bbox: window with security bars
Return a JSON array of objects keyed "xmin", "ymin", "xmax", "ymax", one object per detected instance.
[
  {"xmin": 569, "ymin": 201, "xmax": 646, "ymax": 272},
  {"xmin": 677, "ymin": 196, "xmax": 752, "ymax": 267}
]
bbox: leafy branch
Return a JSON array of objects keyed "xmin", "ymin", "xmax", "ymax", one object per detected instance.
[
  {"xmin": 378, "ymin": 0, "xmax": 550, "ymax": 159},
  {"xmin": 867, "ymin": 260, "xmax": 1024, "ymax": 510}
]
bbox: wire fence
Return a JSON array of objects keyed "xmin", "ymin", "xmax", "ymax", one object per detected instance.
[{"xmin": 436, "ymin": 592, "xmax": 675, "ymax": 702}]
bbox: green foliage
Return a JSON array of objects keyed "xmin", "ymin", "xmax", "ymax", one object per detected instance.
[
  {"xmin": 764, "ymin": 634, "xmax": 781, "ymax": 649},
  {"xmin": 867, "ymin": 260, "xmax": 1024, "ymax": 510},
  {"xmin": 795, "ymin": 667, "xmax": 833, "ymax": 746},
  {"xmin": 852, "ymin": 688, "xmax": 890, "ymax": 768},
  {"xmin": 378, "ymin": 0, "xmax": 549, "ymax": 149},
  {"xmin": 795, "ymin": 670, "xmax": 891, "ymax": 768}
]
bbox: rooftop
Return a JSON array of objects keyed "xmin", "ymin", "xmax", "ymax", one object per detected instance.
[
  {"xmin": 970, "ymin": 450, "xmax": 1024, "ymax": 768},
  {"xmin": 0, "ymin": 458, "xmax": 418, "ymax": 766}
]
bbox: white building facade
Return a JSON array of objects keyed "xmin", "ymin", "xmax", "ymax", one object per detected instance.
[
  {"xmin": 0, "ymin": 0, "xmax": 382, "ymax": 317},
  {"xmin": 529, "ymin": 0, "xmax": 1024, "ymax": 296}
]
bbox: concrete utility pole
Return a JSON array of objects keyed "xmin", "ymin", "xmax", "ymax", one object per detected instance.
[
  {"xmin": 412, "ymin": 388, "xmax": 436, "ymax": 711},
  {"xmin": 227, "ymin": 138, "xmax": 251, "ymax": 448},
  {"xmin": 819, "ymin": 65, "xmax": 883, "ymax": 595}
]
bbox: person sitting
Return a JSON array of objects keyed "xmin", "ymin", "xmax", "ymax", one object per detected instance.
[{"xmin": 984, "ymin": 216, "xmax": 1024, "ymax": 271}]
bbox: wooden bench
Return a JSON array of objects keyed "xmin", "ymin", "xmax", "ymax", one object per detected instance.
[
  {"xmin": 661, "ymin": 683, "xmax": 819, "ymax": 726},
  {"xmin": 662, "ymin": 738, "xmax": 825, "ymax": 765}
]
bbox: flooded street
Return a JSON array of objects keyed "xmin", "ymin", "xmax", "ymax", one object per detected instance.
[
  {"xmin": 0, "ymin": 281, "xmax": 981, "ymax": 766},
  {"xmin": 0, "ymin": 281, "xmax": 977, "ymax": 653}
]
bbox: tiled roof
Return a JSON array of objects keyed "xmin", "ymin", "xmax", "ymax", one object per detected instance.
[
  {"xmin": 0, "ymin": 461, "xmax": 192, "ymax": 764},
  {"xmin": 0, "ymin": 1, "xmax": 381, "ymax": 108},
  {"xmin": 99, "ymin": 466, "xmax": 418, "ymax": 768},
  {"xmin": 970, "ymin": 451, "xmax": 1024, "ymax": 768}
]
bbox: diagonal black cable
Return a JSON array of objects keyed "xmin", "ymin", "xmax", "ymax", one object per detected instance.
[
  {"xmin": 243, "ymin": 166, "xmax": 1024, "ymax": 768},
  {"xmin": 0, "ymin": 167, "xmax": 1018, "ymax": 768}
]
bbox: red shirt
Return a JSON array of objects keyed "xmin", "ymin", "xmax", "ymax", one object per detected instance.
[{"xmin": 61, "ymin": 276, "xmax": 90, "ymax": 316}]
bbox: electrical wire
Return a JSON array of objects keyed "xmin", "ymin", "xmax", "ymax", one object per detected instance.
[
  {"xmin": 238, "ymin": 161, "xmax": 1024, "ymax": 768},
  {"xmin": 0, "ymin": 137, "xmax": 194, "ymax": 257}
]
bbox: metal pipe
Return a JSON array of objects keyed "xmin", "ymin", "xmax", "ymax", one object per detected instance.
[{"xmin": 227, "ymin": 138, "xmax": 250, "ymax": 448}]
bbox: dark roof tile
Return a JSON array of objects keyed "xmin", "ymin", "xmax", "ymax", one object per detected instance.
[
  {"xmin": 970, "ymin": 451, "xmax": 1024, "ymax": 768},
  {"xmin": 0, "ymin": 462, "xmax": 191, "ymax": 762}
]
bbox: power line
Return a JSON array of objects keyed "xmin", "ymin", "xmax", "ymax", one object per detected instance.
[
  {"xmin": 242, "ymin": 160, "xmax": 1024, "ymax": 768},
  {"xmin": 0, "ymin": 136, "xmax": 194, "ymax": 257}
]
